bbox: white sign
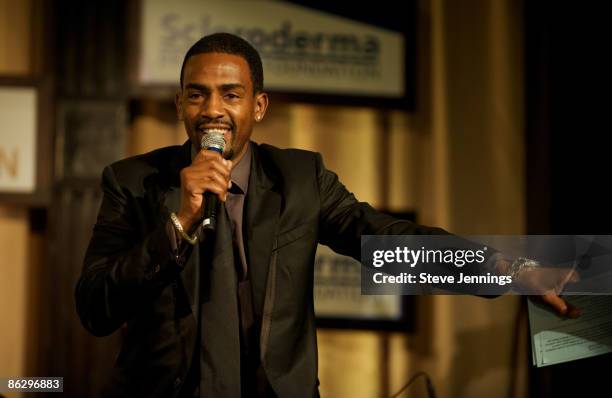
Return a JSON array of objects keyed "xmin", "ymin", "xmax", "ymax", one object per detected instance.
[
  {"xmin": 141, "ymin": 0, "xmax": 405, "ymax": 97},
  {"xmin": 0, "ymin": 87, "xmax": 37, "ymax": 193},
  {"xmin": 314, "ymin": 245, "xmax": 402, "ymax": 320}
]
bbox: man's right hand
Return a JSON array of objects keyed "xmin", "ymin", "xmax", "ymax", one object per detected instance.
[{"xmin": 176, "ymin": 150, "xmax": 233, "ymax": 232}]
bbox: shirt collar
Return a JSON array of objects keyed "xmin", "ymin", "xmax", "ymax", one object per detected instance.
[{"xmin": 230, "ymin": 143, "xmax": 251, "ymax": 195}]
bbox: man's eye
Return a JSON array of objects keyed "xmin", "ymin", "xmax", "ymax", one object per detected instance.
[
  {"xmin": 188, "ymin": 93, "xmax": 202, "ymax": 99},
  {"xmin": 226, "ymin": 93, "xmax": 240, "ymax": 100}
]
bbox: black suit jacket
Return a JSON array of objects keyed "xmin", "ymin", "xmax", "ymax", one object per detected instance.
[{"xmin": 76, "ymin": 141, "xmax": 445, "ymax": 397}]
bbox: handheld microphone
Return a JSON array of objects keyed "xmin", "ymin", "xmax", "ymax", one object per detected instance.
[{"xmin": 200, "ymin": 132, "xmax": 226, "ymax": 232}]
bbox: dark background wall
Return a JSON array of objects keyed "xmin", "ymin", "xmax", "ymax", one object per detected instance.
[{"xmin": 525, "ymin": 1, "xmax": 611, "ymax": 396}]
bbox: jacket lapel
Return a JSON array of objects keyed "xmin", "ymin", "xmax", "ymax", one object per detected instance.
[{"xmin": 245, "ymin": 144, "xmax": 282, "ymax": 358}]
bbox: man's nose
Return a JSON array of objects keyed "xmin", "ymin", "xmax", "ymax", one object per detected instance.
[{"xmin": 201, "ymin": 94, "xmax": 224, "ymax": 119}]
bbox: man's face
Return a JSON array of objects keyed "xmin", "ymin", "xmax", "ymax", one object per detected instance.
[{"xmin": 176, "ymin": 52, "xmax": 268, "ymax": 161}]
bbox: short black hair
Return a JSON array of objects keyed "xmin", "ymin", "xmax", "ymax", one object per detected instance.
[{"xmin": 179, "ymin": 33, "xmax": 264, "ymax": 94}]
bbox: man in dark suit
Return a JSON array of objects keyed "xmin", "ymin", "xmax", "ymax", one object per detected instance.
[{"xmin": 75, "ymin": 33, "xmax": 577, "ymax": 398}]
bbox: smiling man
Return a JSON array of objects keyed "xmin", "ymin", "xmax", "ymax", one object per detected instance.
[
  {"xmin": 174, "ymin": 48, "xmax": 268, "ymax": 233},
  {"xmin": 75, "ymin": 33, "xmax": 578, "ymax": 398}
]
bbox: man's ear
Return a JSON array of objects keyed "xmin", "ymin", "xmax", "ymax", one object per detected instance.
[
  {"xmin": 175, "ymin": 91, "xmax": 183, "ymax": 121},
  {"xmin": 254, "ymin": 92, "xmax": 269, "ymax": 122}
]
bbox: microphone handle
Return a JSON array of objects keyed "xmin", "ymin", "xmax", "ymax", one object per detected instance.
[
  {"xmin": 201, "ymin": 143, "xmax": 224, "ymax": 232},
  {"xmin": 202, "ymin": 191, "xmax": 218, "ymax": 231}
]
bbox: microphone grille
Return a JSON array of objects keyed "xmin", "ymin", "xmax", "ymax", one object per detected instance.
[{"xmin": 200, "ymin": 131, "xmax": 226, "ymax": 152}]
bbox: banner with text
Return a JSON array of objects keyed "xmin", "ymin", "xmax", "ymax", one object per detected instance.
[{"xmin": 141, "ymin": 0, "xmax": 405, "ymax": 97}]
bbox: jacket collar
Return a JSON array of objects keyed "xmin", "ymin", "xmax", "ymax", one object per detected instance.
[{"xmin": 245, "ymin": 142, "xmax": 282, "ymax": 350}]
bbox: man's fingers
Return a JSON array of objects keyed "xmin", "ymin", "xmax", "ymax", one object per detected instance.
[
  {"xmin": 202, "ymin": 170, "xmax": 230, "ymax": 191},
  {"xmin": 192, "ymin": 156, "xmax": 231, "ymax": 178},
  {"xmin": 181, "ymin": 150, "xmax": 234, "ymax": 208},
  {"xmin": 542, "ymin": 293, "xmax": 567, "ymax": 315},
  {"xmin": 194, "ymin": 149, "xmax": 222, "ymax": 162},
  {"xmin": 199, "ymin": 181, "xmax": 228, "ymax": 202},
  {"xmin": 184, "ymin": 172, "xmax": 229, "ymax": 193},
  {"xmin": 194, "ymin": 150, "xmax": 233, "ymax": 168},
  {"xmin": 541, "ymin": 293, "xmax": 580, "ymax": 318}
]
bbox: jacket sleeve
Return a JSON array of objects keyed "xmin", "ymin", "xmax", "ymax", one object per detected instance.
[
  {"xmin": 316, "ymin": 153, "xmax": 448, "ymax": 262},
  {"xmin": 75, "ymin": 165, "xmax": 189, "ymax": 337},
  {"xmin": 314, "ymin": 153, "xmax": 506, "ymax": 295}
]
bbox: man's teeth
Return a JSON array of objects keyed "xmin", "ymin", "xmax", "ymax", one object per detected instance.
[{"xmin": 202, "ymin": 128, "xmax": 229, "ymax": 134}]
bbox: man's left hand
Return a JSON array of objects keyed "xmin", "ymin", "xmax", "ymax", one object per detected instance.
[{"xmin": 515, "ymin": 265, "xmax": 581, "ymax": 318}]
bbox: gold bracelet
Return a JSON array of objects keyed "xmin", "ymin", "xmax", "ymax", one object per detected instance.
[{"xmin": 169, "ymin": 212, "xmax": 198, "ymax": 245}]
